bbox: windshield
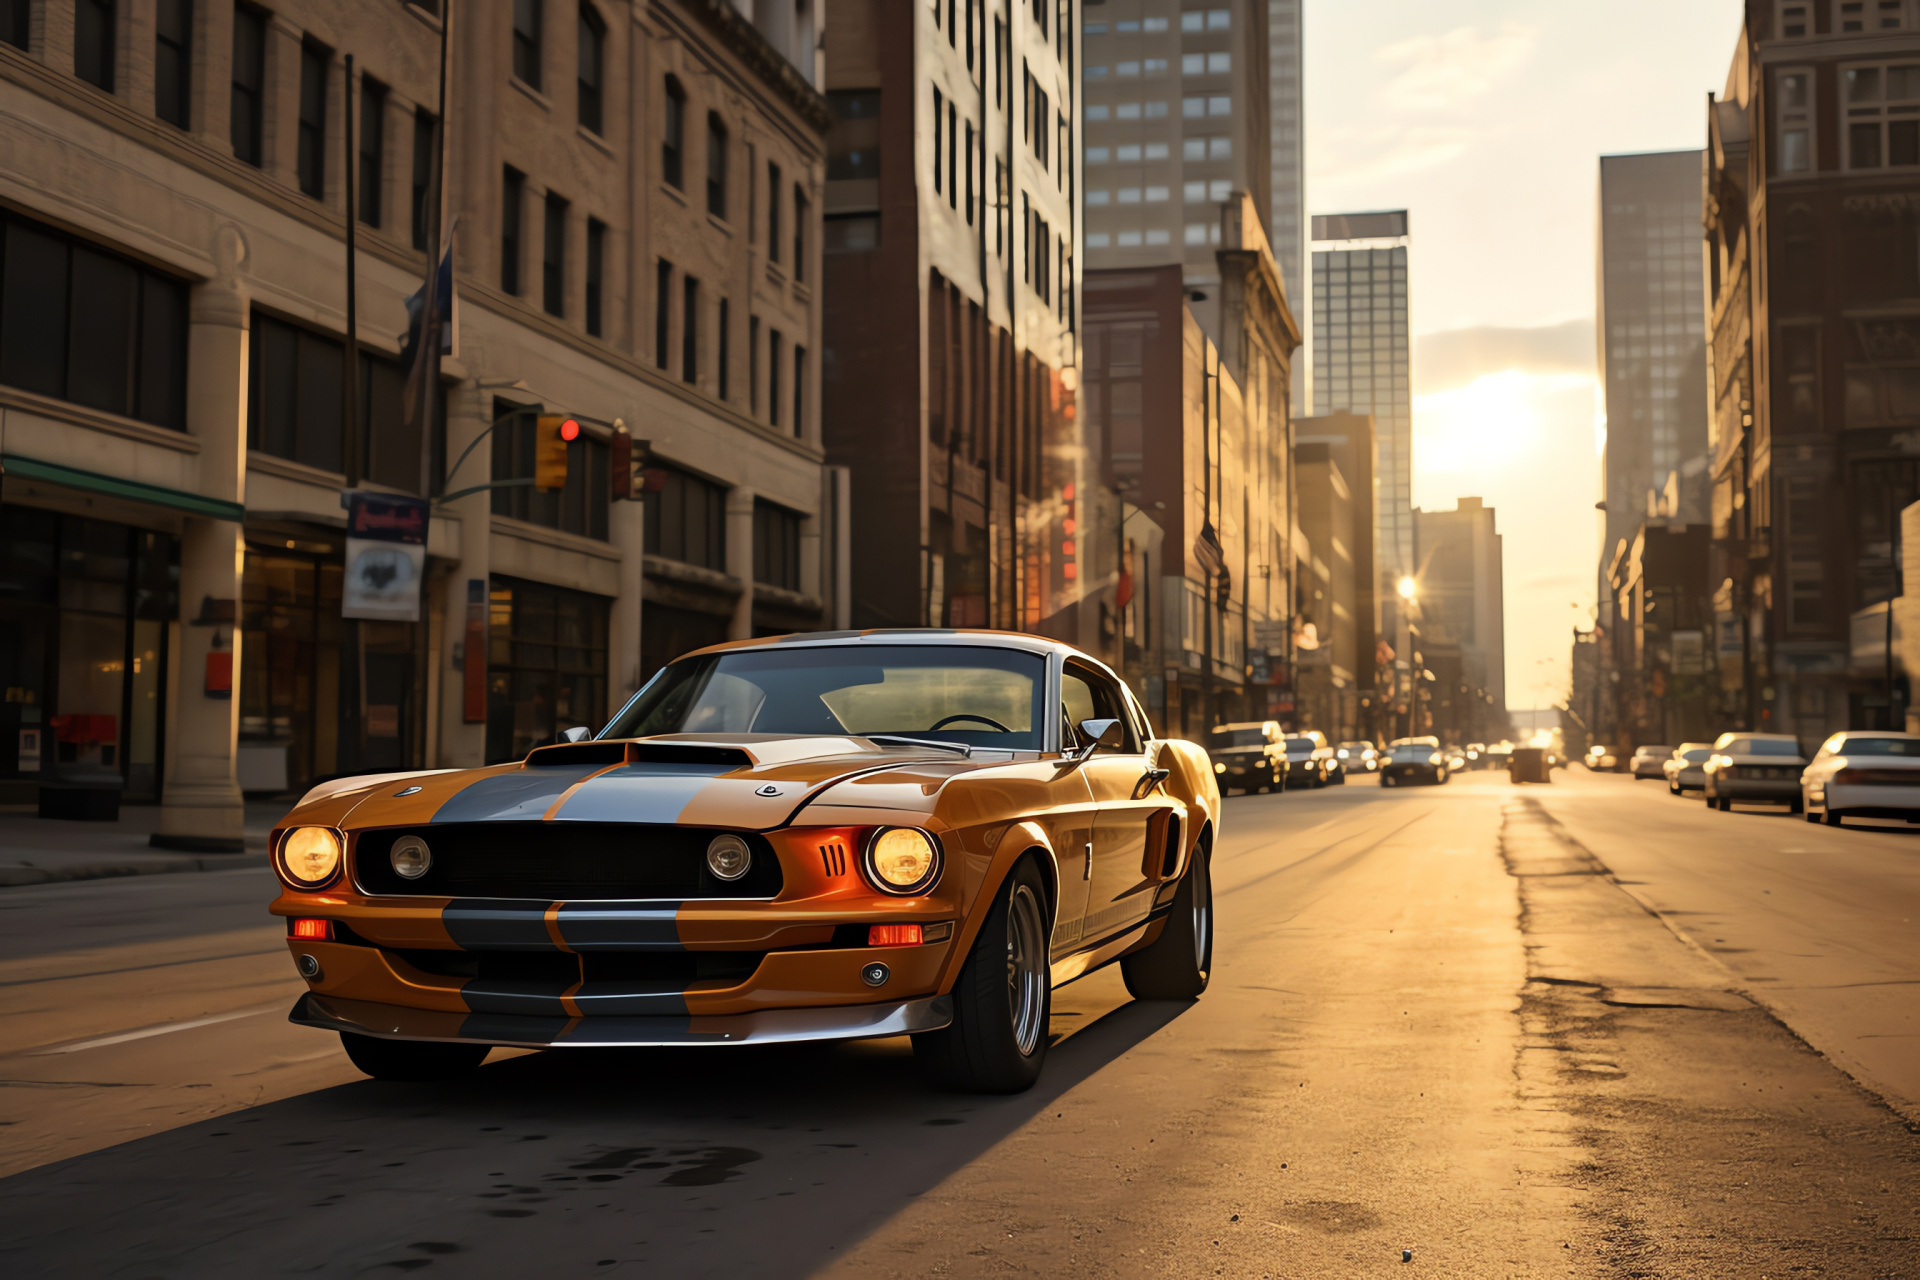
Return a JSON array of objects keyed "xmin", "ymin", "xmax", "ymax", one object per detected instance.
[
  {"xmin": 1838, "ymin": 737, "xmax": 1920, "ymax": 757},
  {"xmin": 1283, "ymin": 738, "xmax": 1317, "ymax": 756},
  {"xmin": 1211, "ymin": 729, "xmax": 1269, "ymax": 747},
  {"xmin": 1681, "ymin": 749, "xmax": 1712, "ymax": 762},
  {"xmin": 1726, "ymin": 738, "xmax": 1801, "ymax": 756},
  {"xmin": 1388, "ymin": 745, "xmax": 1433, "ymax": 763},
  {"xmin": 600, "ymin": 645, "xmax": 1047, "ymax": 749},
  {"xmin": 1339, "ymin": 742, "xmax": 1373, "ymax": 753}
]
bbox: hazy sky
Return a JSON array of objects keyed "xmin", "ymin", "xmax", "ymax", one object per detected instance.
[{"xmin": 1302, "ymin": 0, "xmax": 1745, "ymax": 713}]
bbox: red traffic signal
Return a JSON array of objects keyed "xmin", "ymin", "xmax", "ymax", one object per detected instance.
[{"xmin": 559, "ymin": 418, "xmax": 580, "ymax": 442}]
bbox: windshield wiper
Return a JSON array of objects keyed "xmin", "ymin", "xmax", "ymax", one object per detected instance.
[{"xmin": 865, "ymin": 734, "xmax": 973, "ymax": 758}]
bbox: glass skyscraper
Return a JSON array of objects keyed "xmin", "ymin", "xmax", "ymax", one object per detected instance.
[
  {"xmin": 1311, "ymin": 211, "xmax": 1412, "ymax": 586},
  {"xmin": 1267, "ymin": 0, "xmax": 1306, "ymax": 414}
]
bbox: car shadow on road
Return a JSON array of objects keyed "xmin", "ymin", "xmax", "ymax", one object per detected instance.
[{"xmin": 0, "ymin": 994, "xmax": 1193, "ymax": 1277}]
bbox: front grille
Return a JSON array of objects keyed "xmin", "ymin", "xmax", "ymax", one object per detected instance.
[
  {"xmin": 353, "ymin": 823, "xmax": 783, "ymax": 900},
  {"xmin": 393, "ymin": 948, "xmax": 763, "ymax": 984}
]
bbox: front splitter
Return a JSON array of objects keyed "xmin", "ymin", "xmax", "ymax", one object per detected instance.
[{"xmin": 290, "ymin": 991, "xmax": 953, "ymax": 1048}]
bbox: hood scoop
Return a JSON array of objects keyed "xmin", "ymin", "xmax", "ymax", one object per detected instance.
[{"xmin": 523, "ymin": 741, "xmax": 753, "ymax": 770}]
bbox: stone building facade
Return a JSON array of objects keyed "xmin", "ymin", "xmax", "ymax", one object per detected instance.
[{"xmin": 0, "ymin": 0, "xmax": 844, "ymax": 846}]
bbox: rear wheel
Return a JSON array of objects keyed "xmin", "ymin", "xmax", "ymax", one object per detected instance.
[
  {"xmin": 913, "ymin": 858, "xmax": 1051, "ymax": 1093},
  {"xmin": 1788, "ymin": 796, "xmax": 1804, "ymax": 814},
  {"xmin": 340, "ymin": 1033, "xmax": 490, "ymax": 1081},
  {"xmin": 1805, "ymin": 805, "xmax": 1821, "ymax": 824},
  {"xmin": 1824, "ymin": 808, "xmax": 1843, "ymax": 827},
  {"xmin": 1121, "ymin": 843, "xmax": 1212, "ymax": 1000},
  {"xmin": 1716, "ymin": 794, "xmax": 1732, "ymax": 812}
]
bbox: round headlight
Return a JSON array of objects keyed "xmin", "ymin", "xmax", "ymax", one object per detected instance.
[
  {"xmin": 866, "ymin": 827, "xmax": 941, "ymax": 895},
  {"xmin": 390, "ymin": 835, "xmax": 432, "ymax": 880},
  {"xmin": 706, "ymin": 833, "xmax": 752, "ymax": 881},
  {"xmin": 280, "ymin": 827, "xmax": 342, "ymax": 888}
]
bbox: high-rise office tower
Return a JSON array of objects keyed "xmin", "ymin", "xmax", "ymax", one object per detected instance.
[
  {"xmin": 1312, "ymin": 211, "xmax": 1412, "ymax": 590},
  {"xmin": 1080, "ymin": 1, "xmax": 1270, "ymax": 287},
  {"xmin": 1596, "ymin": 150, "xmax": 1709, "ymax": 605},
  {"xmin": 1267, "ymin": 1, "xmax": 1307, "ymax": 414}
]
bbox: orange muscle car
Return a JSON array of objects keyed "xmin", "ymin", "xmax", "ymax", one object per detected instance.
[{"xmin": 271, "ymin": 631, "xmax": 1218, "ymax": 1092}]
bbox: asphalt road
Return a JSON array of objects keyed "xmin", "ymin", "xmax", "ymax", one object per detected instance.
[{"xmin": 1, "ymin": 769, "xmax": 1915, "ymax": 1277}]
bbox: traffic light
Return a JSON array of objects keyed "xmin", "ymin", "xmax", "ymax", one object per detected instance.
[{"xmin": 534, "ymin": 415, "xmax": 579, "ymax": 491}]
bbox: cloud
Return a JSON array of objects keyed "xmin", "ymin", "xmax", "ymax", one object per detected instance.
[
  {"xmin": 1416, "ymin": 319, "xmax": 1595, "ymax": 393},
  {"xmin": 1375, "ymin": 23, "xmax": 1538, "ymax": 114}
]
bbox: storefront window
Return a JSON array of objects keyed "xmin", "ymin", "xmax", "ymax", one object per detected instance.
[{"xmin": 486, "ymin": 575, "xmax": 609, "ymax": 763}]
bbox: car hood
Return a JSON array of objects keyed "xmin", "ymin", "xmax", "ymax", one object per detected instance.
[{"xmin": 300, "ymin": 734, "xmax": 1011, "ymax": 833}]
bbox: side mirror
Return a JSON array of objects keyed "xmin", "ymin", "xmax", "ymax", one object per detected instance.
[
  {"xmin": 560, "ymin": 726, "xmax": 592, "ymax": 743},
  {"xmin": 1074, "ymin": 718, "xmax": 1126, "ymax": 762}
]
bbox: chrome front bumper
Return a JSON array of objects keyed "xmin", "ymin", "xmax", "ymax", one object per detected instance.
[{"xmin": 291, "ymin": 991, "xmax": 954, "ymax": 1049}]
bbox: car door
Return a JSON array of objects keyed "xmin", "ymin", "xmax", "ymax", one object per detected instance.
[{"xmin": 1063, "ymin": 660, "xmax": 1170, "ymax": 945}]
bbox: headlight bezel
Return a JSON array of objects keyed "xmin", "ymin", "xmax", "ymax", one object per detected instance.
[
  {"xmin": 278, "ymin": 826, "xmax": 345, "ymax": 890},
  {"xmin": 706, "ymin": 833, "xmax": 754, "ymax": 882},
  {"xmin": 862, "ymin": 826, "xmax": 943, "ymax": 896},
  {"xmin": 390, "ymin": 834, "xmax": 432, "ymax": 881}
]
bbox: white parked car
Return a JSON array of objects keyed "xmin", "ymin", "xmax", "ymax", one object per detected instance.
[
  {"xmin": 1662, "ymin": 743, "xmax": 1713, "ymax": 794},
  {"xmin": 1629, "ymin": 744, "xmax": 1674, "ymax": 780},
  {"xmin": 1800, "ymin": 731, "xmax": 1920, "ymax": 827},
  {"xmin": 1702, "ymin": 732, "xmax": 1806, "ymax": 812}
]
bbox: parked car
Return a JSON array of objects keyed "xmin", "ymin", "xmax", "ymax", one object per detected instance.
[
  {"xmin": 1464, "ymin": 743, "xmax": 1488, "ymax": 769},
  {"xmin": 1702, "ymin": 732, "xmax": 1806, "ymax": 812},
  {"xmin": 1282, "ymin": 731, "xmax": 1339, "ymax": 787},
  {"xmin": 1336, "ymin": 740, "xmax": 1379, "ymax": 773},
  {"xmin": 1629, "ymin": 744, "xmax": 1674, "ymax": 780},
  {"xmin": 1585, "ymin": 744, "xmax": 1620, "ymax": 771},
  {"xmin": 270, "ymin": 631, "xmax": 1219, "ymax": 1093},
  {"xmin": 1381, "ymin": 737, "xmax": 1448, "ymax": 787},
  {"xmin": 1800, "ymin": 731, "xmax": 1920, "ymax": 827},
  {"xmin": 1208, "ymin": 721, "xmax": 1286, "ymax": 794},
  {"xmin": 1444, "ymin": 746, "xmax": 1468, "ymax": 773},
  {"xmin": 1662, "ymin": 743, "xmax": 1713, "ymax": 794}
]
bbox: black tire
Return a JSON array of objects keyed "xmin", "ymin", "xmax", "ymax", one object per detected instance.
[
  {"xmin": 1121, "ymin": 842, "xmax": 1212, "ymax": 1000},
  {"xmin": 1717, "ymin": 794, "xmax": 1732, "ymax": 812},
  {"xmin": 913, "ymin": 858, "xmax": 1051, "ymax": 1093},
  {"xmin": 1805, "ymin": 806, "xmax": 1820, "ymax": 824},
  {"xmin": 340, "ymin": 1032, "xmax": 490, "ymax": 1081},
  {"xmin": 1789, "ymin": 797, "xmax": 1804, "ymax": 814},
  {"xmin": 1824, "ymin": 807, "xmax": 1842, "ymax": 827}
]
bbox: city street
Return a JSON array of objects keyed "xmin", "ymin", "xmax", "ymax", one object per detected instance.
[{"xmin": 2, "ymin": 768, "xmax": 1914, "ymax": 1278}]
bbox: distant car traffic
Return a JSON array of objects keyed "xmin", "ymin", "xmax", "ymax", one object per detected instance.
[
  {"xmin": 1444, "ymin": 746, "xmax": 1468, "ymax": 773},
  {"xmin": 1381, "ymin": 737, "xmax": 1448, "ymax": 787},
  {"xmin": 1629, "ymin": 744, "xmax": 1674, "ymax": 780},
  {"xmin": 1208, "ymin": 721, "xmax": 1286, "ymax": 794},
  {"xmin": 1337, "ymin": 740, "xmax": 1379, "ymax": 772},
  {"xmin": 1702, "ymin": 732, "xmax": 1806, "ymax": 812},
  {"xmin": 1585, "ymin": 744, "xmax": 1621, "ymax": 771},
  {"xmin": 1662, "ymin": 743, "xmax": 1713, "ymax": 794},
  {"xmin": 1483, "ymin": 742, "xmax": 1513, "ymax": 771},
  {"xmin": 1282, "ymin": 731, "xmax": 1339, "ymax": 787},
  {"xmin": 1800, "ymin": 731, "xmax": 1920, "ymax": 827},
  {"xmin": 1508, "ymin": 746, "xmax": 1554, "ymax": 784},
  {"xmin": 1463, "ymin": 743, "xmax": 1487, "ymax": 769}
]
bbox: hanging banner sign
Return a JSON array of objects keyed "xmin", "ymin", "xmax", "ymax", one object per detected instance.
[{"xmin": 343, "ymin": 492, "xmax": 429, "ymax": 621}]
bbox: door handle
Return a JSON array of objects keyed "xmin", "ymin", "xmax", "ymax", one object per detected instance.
[{"xmin": 1133, "ymin": 767, "xmax": 1170, "ymax": 800}]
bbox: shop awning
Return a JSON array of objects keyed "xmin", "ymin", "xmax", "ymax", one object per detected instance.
[{"xmin": 1, "ymin": 454, "xmax": 245, "ymax": 522}]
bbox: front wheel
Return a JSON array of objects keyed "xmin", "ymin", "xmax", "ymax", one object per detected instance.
[
  {"xmin": 913, "ymin": 859, "xmax": 1051, "ymax": 1093},
  {"xmin": 340, "ymin": 1033, "xmax": 490, "ymax": 1081},
  {"xmin": 1716, "ymin": 794, "xmax": 1732, "ymax": 812},
  {"xmin": 1121, "ymin": 844, "xmax": 1212, "ymax": 1000}
]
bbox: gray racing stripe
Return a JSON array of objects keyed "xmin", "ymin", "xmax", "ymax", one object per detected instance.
[
  {"xmin": 429, "ymin": 766, "xmax": 604, "ymax": 823},
  {"xmin": 570, "ymin": 983, "xmax": 691, "ymax": 1016},
  {"xmin": 460, "ymin": 981, "xmax": 573, "ymax": 1018},
  {"xmin": 555, "ymin": 902, "xmax": 684, "ymax": 951},
  {"xmin": 444, "ymin": 899, "xmax": 557, "ymax": 950},
  {"xmin": 541, "ymin": 764, "xmax": 726, "ymax": 824}
]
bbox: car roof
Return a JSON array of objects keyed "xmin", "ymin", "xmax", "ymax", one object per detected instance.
[
  {"xmin": 1677, "ymin": 742, "xmax": 1713, "ymax": 750},
  {"xmin": 1837, "ymin": 730, "xmax": 1920, "ymax": 739},
  {"xmin": 676, "ymin": 628, "xmax": 1082, "ymax": 662}
]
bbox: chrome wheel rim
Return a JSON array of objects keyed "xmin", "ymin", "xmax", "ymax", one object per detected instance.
[
  {"xmin": 1005, "ymin": 883, "xmax": 1047, "ymax": 1056},
  {"xmin": 1191, "ymin": 854, "xmax": 1213, "ymax": 974}
]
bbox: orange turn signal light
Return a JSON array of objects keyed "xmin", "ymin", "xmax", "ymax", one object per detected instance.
[
  {"xmin": 867, "ymin": 924, "xmax": 923, "ymax": 947},
  {"xmin": 290, "ymin": 918, "xmax": 333, "ymax": 940}
]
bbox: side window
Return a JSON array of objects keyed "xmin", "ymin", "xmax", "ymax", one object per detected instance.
[{"xmin": 1061, "ymin": 663, "xmax": 1134, "ymax": 753}]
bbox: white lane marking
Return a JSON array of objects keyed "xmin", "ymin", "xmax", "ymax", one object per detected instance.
[{"xmin": 33, "ymin": 1004, "xmax": 281, "ymax": 1055}]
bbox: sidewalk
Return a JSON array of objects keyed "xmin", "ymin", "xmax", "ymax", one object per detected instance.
[{"xmin": 0, "ymin": 800, "xmax": 294, "ymax": 887}]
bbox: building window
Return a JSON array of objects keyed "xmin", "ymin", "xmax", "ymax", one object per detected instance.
[
  {"xmin": 753, "ymin": 500, "xmax": 802, "ymax": 590},
  {"xmin": 75, "ymin": 0, "xmax": 115, "ymax": 92},
  {"xmin": 934, "ymin": 85, "xmax": 944, "ymax": 195},
  {"xmin": 682, "ymin": 275, "xmax": 699, "ymax": 382},
  {"xmin": 411, "ymin": 109, "xmax": 436, "ymax": 249},
  {"xmin": 155, "ymin": 0, "xmax": 192, "ymax": 128},
  {"xmin": 297, "ymin": 41, "xmax": 329, "ymax": 200},
  {"xmin": 577, "ymin": 2, "xmax": 604, "ymax": 133},
  {"xmin": 769, "ymin": 328, "xmax": 782, "ymax": 427},
  {"xmin": 0, "ymin": 210, "xmax": 189, "ymax": 431},
  {"xmin": 655, "ymin": 259, "xmax": 671, "ymax": 368},
  {"xmin": 948, "ymin": 99, "xmax": 959, "ymax": 205},
  {"xmin": 707, "ymin": 112, "xmax": 728, "ymax": 218},
  {"xmin": 965, "ymin": 120, "xmax": 975, "ymax": 223},
  {"xmin": 1776, "ymin": 68, "xmax": 1814, "ymax": 174},
  {"xmin": 2, "ymin": 0, "xmax": 26, "ymax": 50},
  {"xmin": 792, "ymin": 345, "xmax": 806, "ymax": 438},
  {"xmin": 490, "ymin": 398, "xmax": 609, "ymax": 539},
  {"xmin": 793, "ymin": 185, "xmax": 808, "ymax": 280},
  {"xmin": 1844, "ymin": 64, "xmax": 1920, "ymax": 168},
  {"xmin": 642, "ymin": 464, "xmax": 727, "ymax": 571},
  {"xmin": 485, "ymin": 575, "xmax": 609, "ymax": 764},
  {"xmin": 663, "ymin": 76, "xmax": 686, "ymax": 188},
  {"xmin": 749, "ymin": 315, "xmax": 760, "ymax": 412},
  {"xmin": 512, "ymin": 0, "xmax": 542, "ymax": 90},
  {"xmin": 1777, "ymin": 1, "xmax": 1811, "ymax": 36},
  {"xmin": 1838, "ymin": 1, "xmax": 1908, "ymax": 32},
  {"xmin": 359, "ymin": 78, "xmax": 386, "ymax": 226},
  {"xmin": 585, "ymin": 217, "xmax": 605, "ymax": 337},
  {"xmin": 248, "ymin": 311, "xmax": 344, "ymax": 473},
  {"xmin": 501, "ymin": 167, "xmax": 525, "ymax": 294},
  {"xmin": 768, "ymin": 161, "xmax": 782, "ymax": 262},
  {"xmin": 542, "ymin": 192, "xmax": 567, "ymax": 316},
  {"xmin": 717, "ymin": 297, "xmax": 730, "ymax": 399},
  {"xmin": 231, "ymin": 5, "xmax": 266, "ymax": 165}
]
